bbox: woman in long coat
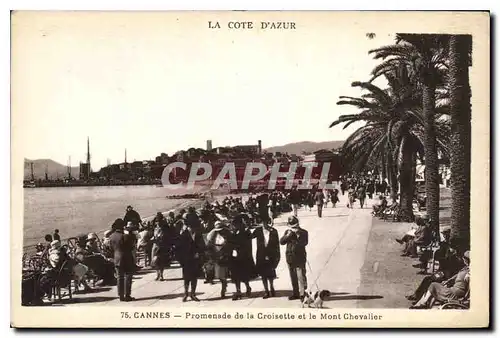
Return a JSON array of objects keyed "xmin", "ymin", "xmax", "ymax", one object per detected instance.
[
  {"xmin": 229, "ymin": 216, "xmax": 257, "ymax": 300},
  {"xmin": 176, "ymin": 220, "xmax": 205, "ymax": 302},
  {"xmin": 252, "ymin": 218, "xmax": 280, "ymax": 298},
  {"xmin": 151, "ymin": 213, "xmax": 174, "ymax": 281},
  {"xmin": 331, "ymin": 189, "xmax": 340, "ymax": 207},
  {"xmin": 206, "ymin": 221, "xmax": 232, "ymax": 298}
]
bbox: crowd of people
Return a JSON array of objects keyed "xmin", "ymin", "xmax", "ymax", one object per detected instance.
[
  {"xmin": 22, "ymin": 188, "xmax": 335, "ymax": 305},
  {"xmin": 22, "ymin": 176, "xmax": 469, "ymax": 309}
]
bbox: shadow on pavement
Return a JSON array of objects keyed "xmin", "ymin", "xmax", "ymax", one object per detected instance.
[
  {"xmin": 134, "ymin": 292, "xmax": 205, "ymax": 302},
  {"xmin": 50, "ymin": 296, "xmax": 116, "ymax": 305},
  {"xmin": 75, "ymin": 286, "xmax": 112, "ymax": 294},
  {"xmin": 294, "ymin": 214, "xmax": 349, "ymax": 219},
  {"xmin": 204, "ymin": 289, "xmax": 294, "ymax": 301},
  {"xmin": 161, "ymin": 277, "xmax": 184, "ymax": 282},
  {"xmin": 326, "ymin": 294, "xmax": 383, "ymax": 301}
]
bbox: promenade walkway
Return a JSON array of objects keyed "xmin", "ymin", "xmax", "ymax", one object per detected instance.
[{"xmin": 63, "ymin": 193, "xmax": 380, "ymax": 309}]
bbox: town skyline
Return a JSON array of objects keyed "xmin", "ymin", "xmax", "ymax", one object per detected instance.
[{"xmin": 24, "ymin": 138, "xmax": 346, "ymax": 179}]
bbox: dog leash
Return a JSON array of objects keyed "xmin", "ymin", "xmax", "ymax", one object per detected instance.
[
  {"xmin": 306, "ymin": 260, "xmax": 321, "ymax": 291},
  {"xmin": 305, "ymin": 212, "xmax": 353, "ymax": 291}
]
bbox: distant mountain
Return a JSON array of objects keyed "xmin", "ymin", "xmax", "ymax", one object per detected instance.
[
  {"xmin": 24, "ymin": 159, "xmax": 80, "ymax": 180},
  {"xmin": 264, "ymin": 141, "xmax": 344, "ymax": 155}
]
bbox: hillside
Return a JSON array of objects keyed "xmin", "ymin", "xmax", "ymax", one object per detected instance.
[
  {"xmin": 264, "ymin": 140, "xmax": 344, "ymax": 155},
  {"xmin": 24, "ymin": 159, "xmax": 80, "ymax": 180}
]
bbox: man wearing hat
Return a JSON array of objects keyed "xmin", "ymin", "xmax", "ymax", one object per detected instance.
[
  {"xmin": 206, "ymin": 221, "xmax": 232, "ymax": 298},
  {"xmin": 124, "ymin": 205, "xmax": 142, "ymax": 226},
  {"xmin": 109, "ymin": 218, "xmax": 136, "ymax": 301},
  {"xmin": 280, "ymin": 216, "xmax": 309, "ymax": 300},
  {"xmin": 185, "ymin": 206, "xmax": 202, "ymax": 230}
]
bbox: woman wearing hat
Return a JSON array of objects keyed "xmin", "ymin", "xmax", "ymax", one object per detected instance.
[
  {"xmin": 252, "ymin": 218, "xmax": 280, "ymax": 299},
  {"xmin": 151, "ymin": 213, "xmax": 175, "ymax": 281},
  {"xmin": 410, "ymin": 251, "xmax": 470, "ymax": 309},
  {"xmin": 406, "ymin": 241, "xmax": 464, "ymax": 302},
  {"xmin": 38, "ymin": 240, "xmax": 72, "ymax": 300},
  {"xmin": 101, "ymin": 229, "xmax": 115, "ymax": 259},
  {"xmin": 86, "ymin": 233, "xmax": 100, "ymax": 254},
  {"xmin": 228, "ymin": 215, "xmax": 256, "ymax": 300},
  {"xmin": 206, "ymin": 221, "xmax": 232, "ymax": 298},
  {"xmin": 280, "ymin": 216, "xmax": 309, "ymax": 301}
]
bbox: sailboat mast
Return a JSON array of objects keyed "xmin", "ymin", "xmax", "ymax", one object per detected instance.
[{"xmin": 30, "ymin": 162, "xmax": 34, "ymax": 181}]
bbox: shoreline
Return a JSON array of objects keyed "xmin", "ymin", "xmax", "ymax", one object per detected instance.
[
  {"xmin": 22, "ymin": 190, "xmax": 248, "ymax": 256},
  {"xmin": 22, "ymin": 198, "xmax": 201, "ymax": 255}
]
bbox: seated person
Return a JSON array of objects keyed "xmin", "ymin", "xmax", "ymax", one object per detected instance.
[
  {"xmin": 38, "ymin": 240, "xmax": 71, "ymax": 299},
  {"xmin": 35, "ymin": 243, "xmax": 46, "ymax": 257},
  {"xmin": 372, "ymin": 196, "xmax": 388, "ymax": 215},
  {"xmin": 43, "ymin": 234, "xmax": 53, "ymax": 253},
  {"xmin": 397, "ymin": 216, "xmax": 432, "ymax": 257},
  {"xmin": 385, "ymin": 198, "xmax": 400, "ymax": 212},
  {"xmin": 410, "ymin": 251, "xmax": 470, "ymax": 309},
  {"xmin": 86, "ymin": 233, "xmax": 101, "ymax": 254},
  {"xmin": 413, "ymin": 227, "xmax": 452, "ymax": 269},
  {"xmin": 75, "ymin": 237, "xmax": 115, "ymax": 287},
  {"xmin": 406, "ymin": 241, "xmax": 464, "ymax": 302},
  {"xmin": 101, "ymin": 230, "xmax": 114, "ymax": 259}
]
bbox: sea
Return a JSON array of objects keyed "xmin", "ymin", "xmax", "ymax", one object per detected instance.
[{"xmin": 23, "ymin": 185, "xmax": 195, "ymax": 249}]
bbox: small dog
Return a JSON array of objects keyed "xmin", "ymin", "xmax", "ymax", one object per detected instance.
[{"xmin": 301, "ymin": 289, "xmax": 331, "ymax": 308}]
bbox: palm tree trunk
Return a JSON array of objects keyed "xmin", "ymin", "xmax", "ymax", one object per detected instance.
[
  {"xmin": 411, "ymin": 152, "xmax": 417, "ymax": 187},
  {"xmin": 422, "ymin": 82, "xmax": 440, "ymax": 234},
  {"xmin": 381, "ymin": 158, "xmax": 387, "ymax": 182},
  {"xmin": 399, "ymin": 137, "xmax": 415, "ymax": 222},
  {"xmin": 386, "ymin": 153, "xmax": 397, "ymax": 201},
  {"xmin": 448, "ymin": 34, "xmax": 472, "ymax": 251}
]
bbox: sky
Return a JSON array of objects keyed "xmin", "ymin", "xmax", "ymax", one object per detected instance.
[{"xmin": 12, "ymin": 11, "xmax": 395, "ymax": 170}]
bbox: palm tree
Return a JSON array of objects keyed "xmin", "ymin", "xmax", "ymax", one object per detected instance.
[
  {"xmin": 369, "ymin": 34, "xmax": 449, "ymax": 232},
  {"xmin": 331, "ymin": 71, "xmax": 423, "ymax": 221},
  {"xmin": 448, "ymin": 34, "xmax": 472, "ymax": 251}
]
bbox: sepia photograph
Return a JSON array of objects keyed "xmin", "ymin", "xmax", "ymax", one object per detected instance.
[{"xmin": 10, "ymin": 10, "xmax": 490, "ymax": 328}]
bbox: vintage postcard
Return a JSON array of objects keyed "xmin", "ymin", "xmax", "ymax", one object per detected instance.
[{"xmin": 11, "ymin": 11, "xmax": 490, "ymax": 328}]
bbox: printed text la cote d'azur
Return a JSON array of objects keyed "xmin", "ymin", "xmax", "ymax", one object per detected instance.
[{"xmin": 208, "ymin": 21, "xmax": 296, "ymax": 30}]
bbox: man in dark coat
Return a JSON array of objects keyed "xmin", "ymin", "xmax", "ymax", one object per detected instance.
[
  {"xmin": 185, "ymin": 206, "xmax": 202, "ymax": 229},
  {"xmin": 124, "ymin": 205, "xmax": 142, "ymax": 226},
  {"xmin": 109, "ymin": 218, "xmax": 136, "ymax": 301},
  {"xmin": 256, "ymin": 193, "xmax": 270, "ymax": 223},
  {"xmin": 252, "ymin": 218, "xmax": 280, "ymax": 299},
  {"xmin": 289, "ymin": 187, "xmax": 301, "ymax": 217},
  {"xmin": 177, "ymin": 221, "xmax": 205, "ymax": 302},
  {"xmin": 280, "ymin": 216, "xmax": 309, "ymax": 300},
  {"xmin": 314, "ymin": 190, "xmax": 325, "ymax": 218}
]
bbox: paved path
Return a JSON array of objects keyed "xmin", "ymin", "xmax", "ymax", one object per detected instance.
[{"xmin": 62, "ymin": 193, "xmax": 377, "ymax": 309}]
